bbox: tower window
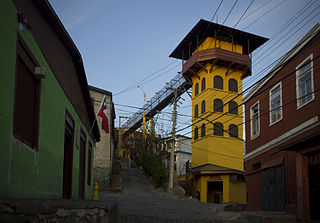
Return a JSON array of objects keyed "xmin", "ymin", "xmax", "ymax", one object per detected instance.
[
  {"xmin": 194, "ymin": 83, "xmax": 199, "ymax": 96},
  {"xmin": 201, "ymin": 100, "xmax": 206, "ymax": 114},
  {"xmin": 213, "ymin": 122, "xmax": 223, "ymax": 136},
  {"xmin": 229, "ymin": 124, "xmax": 238, "ymax": 138},
  {"xmin": 229, "ymin": 78, "xmax": 238, "ymax": 92},
  {"xmin": 201, "ymin": 124, "xmax": 206, "ymax": 137},
  {"xmin": 214, "ymin": 99, "xmax": 223, "ymax": 112},
  {"xmin": 194, "ymin": 104, "xmax": 198, "ymax": 118},
  {"xmin": 201, "ymin": 78, "xmax": 206, "ymax": 91},
  {"xmin": 214, "ymin": 76, "xmax": 223, "ymax": 90},
  {"xmin": 228, "ymin": 101, "xmax": 238, "ymax": 115},
  {"xmin": 194, "ymin": 127, "xmax": 198, "ymax": 140}
]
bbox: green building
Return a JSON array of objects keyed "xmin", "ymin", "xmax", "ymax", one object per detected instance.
[{"xmin": 0, "ymin": 0, "xmax": 100, "ymax": 199}]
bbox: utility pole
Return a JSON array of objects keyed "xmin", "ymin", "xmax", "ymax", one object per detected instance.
[
  {"xmin": 118, "ymin": 116, "xmax": 122, "ymax": 159},
  {"xmin": 168, "ymin": 87, "xmax": 178, "ymax": 191}
]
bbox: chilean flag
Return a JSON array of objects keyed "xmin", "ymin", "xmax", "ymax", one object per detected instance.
[{"xmin": 98, "ymin": 96, "xmax": 109, "ymax": 134}]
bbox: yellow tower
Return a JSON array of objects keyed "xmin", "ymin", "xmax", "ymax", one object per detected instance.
[{"xmin": 170, "ymin": 20, "xmax": 267, "ymax": 203}]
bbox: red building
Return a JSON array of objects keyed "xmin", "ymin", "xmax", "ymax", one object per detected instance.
[{"xmin": 243, "ymin": 23, "xmax": 320, "ymax": 220}]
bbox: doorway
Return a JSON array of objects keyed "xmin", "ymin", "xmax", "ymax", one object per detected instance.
[
  {"xmin": 207, "ymin": 181, "xmax": 223, "ymax": 203},
  {"xmin": 62, "ymin": 112, "xmax": 74, "ymax": 199},
  {"xmin": 78, "ymin": 130, "xmax": 86, "ymax": 199},
  {"xmin": 309, "ymin": 161, "xmax": 320, "ymax": 220}
]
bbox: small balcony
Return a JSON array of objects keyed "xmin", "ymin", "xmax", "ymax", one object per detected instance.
[{"xmin": 182, "ymin": 47, "xmax": 251, "ymax": 82}]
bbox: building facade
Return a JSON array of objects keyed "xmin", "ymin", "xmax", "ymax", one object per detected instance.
[
  {"xmin": 243, "ymin": 24, "xmax": 320, "ymax": 220},
  {"xmin": 169, "ymin": 19, "xmax": 267, "ymax": 203},
  {"xmin": 89, "ymin": 86, "xmax": 116, "ymax": 190},
  {"xmin": 0, "ymin": 0, "xmax": 100, "ymax": 199},
  {"xmin": 161, "ymin": 135, "xmax": 192, "ymax": 176}
]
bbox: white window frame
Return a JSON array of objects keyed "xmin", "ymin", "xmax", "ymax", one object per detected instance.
[
  {"xmin": 269, "ymin": 82, "xmax": 283, "ymax": 126},
  {"xmin": 250, "ymin": 101, "xmax": 260, "ymax": 140},
  {"xmin": 296, "ymin": 53, "xmax": 314, "ymax": 109}
]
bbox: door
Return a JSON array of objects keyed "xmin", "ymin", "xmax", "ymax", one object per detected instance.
[
  {"xmin": 261, "ymin": 163, "xmax": 285, "ymax": 211},
  {"xmin": 207, "ymin": 181, "xmax": 223, "ymax": 203},
  {"xmin": 309, "ymin": 160, "xmax": 320, "ymax": 220},
  {"xmin": 62, "ymin": 112, "xmax": 74, "ymax": 199},
  {"xmin": 78, "ymin": 130, "xmax": 86, "ymax": 199}
]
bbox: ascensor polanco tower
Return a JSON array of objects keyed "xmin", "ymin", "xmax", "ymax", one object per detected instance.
[{"xmin": 169, "ymin": 20, "xmax": 268, "ymax": 203}]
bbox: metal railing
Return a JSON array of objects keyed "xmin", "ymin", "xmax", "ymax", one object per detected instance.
[{"xmin": 122, "ymin": 72, "xmax": 191, "ymax": 134}]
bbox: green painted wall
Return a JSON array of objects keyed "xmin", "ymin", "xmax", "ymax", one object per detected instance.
[{"xmin": 0, "ymin": 0, "xmax": 95, "ymax": 199}]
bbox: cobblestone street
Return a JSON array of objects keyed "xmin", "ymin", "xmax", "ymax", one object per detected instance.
[{"xmin": 100, "ymin": 168, "xmax": 301, "ymax": 223}]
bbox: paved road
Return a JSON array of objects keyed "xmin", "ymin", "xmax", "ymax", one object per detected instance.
[{"xmin": 100, "ymin": 167, "xmax": 300, "ymax": 223}]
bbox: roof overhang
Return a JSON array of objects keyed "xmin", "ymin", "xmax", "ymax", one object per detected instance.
[{"xmin": 169, "ymin": 19, "xmax": 268, "ymax": 60}]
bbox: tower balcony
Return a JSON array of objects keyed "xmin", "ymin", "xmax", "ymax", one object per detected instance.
[{"xmin": 182, "ymin": 47, "xmax": 251, "ymax": 82}]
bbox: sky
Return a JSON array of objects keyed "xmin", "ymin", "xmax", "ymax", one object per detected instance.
[{"xmin": 49, "ymin": 0, "xmax": 320, "ymax": 138}]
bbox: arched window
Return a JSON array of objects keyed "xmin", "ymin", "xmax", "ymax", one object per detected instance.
[
  {"xmin": 201, "ymin": 100, "xmax": 206, "ymax": 114},
  {"xmin": 213, "ymin": 122, "xmax": 224, "ymax": 136},
  {"xmin": 194, "ymin": 104, "xmax": 198, "ymax": 118},
  {"xmin": 229, "ymin": 78, "xmax": 238, "ymax": 92},
  {"xmin": 194, "ymin": 127, "xmax": 198, "ymax": 140},
  {"xmin": 229, "ymin": 124, "xmax": 238, "ymax": 138},
  {"xmin": 214, "ymin": 99, "xmax": 223, "ymax": 112},
  {"xmin": 228, "ymin": 101, "xmax": 238, "ymax": 115},
  {"xmin": 214, "ymin": 75, "xmax": 223, "ymax": 90},
  {"xmin": 194, "ymin": 83, "xmax": 199, "ymax": 96},
  {"xmin": 201, "ymin": 78, "xmax": 206, "ymax": 91},
  {"xmin": 201, "ymin": 124, "xmax": 206, "ymax": 137}
]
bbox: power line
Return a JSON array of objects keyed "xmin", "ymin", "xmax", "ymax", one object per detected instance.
[
  {"xmin": 114, "ymin": 60, "xmax": 179, "ymax": 96},
  {"xmin": 233, "ymin": 0, "xmax": 255, "ymax": 28},
  {"xmin": 174, "ymin": 34, "xmax": 320, "ymax": 135},
  {"xmin": 177, "ymin": 55, "xmax": 320, "ymax": 136},
  {"xmin": 222, "ymin": 0, "xmax": 238, "ymax": 25},
  {"xmin": 243, "ymin": 0, "xmax": 288, "ymax": 30}
]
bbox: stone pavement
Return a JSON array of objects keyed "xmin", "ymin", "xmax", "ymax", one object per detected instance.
[{"xmin": 100, "ymin": 167, "xmax": 303, "ymax": 223}]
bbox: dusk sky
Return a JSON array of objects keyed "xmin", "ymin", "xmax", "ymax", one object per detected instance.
[{"xmin": 49, "ymin": 0, "xmax": 320, "ymax": 137}]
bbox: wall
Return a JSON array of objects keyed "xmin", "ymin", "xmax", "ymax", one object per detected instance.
[
  {"xmin": 229, "ymin": 180, "xmax": 246, "ymax": 204},
  {"xmin": 191, "ymin": 63, "xmax": 244, "ymax": 171},
  {"xmin": 0, "ymin": 0, "xmax": 94, "ymax": 199},
  {"xmin": 245, "ymin": 34, "xmax": 320, "ymax": 154},
  {"xmin": 192, "ymin": 37, "xmax": 243, "ymax": 55},
  {"xmin": 89, "ymin": 89, "xmax": 112, "ymax": 189}
]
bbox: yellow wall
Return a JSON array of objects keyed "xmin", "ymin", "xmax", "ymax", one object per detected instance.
[
  {"xmin": 191, "ymin": 63, "xmax": 244, "ymax": 171},
  {"xmin": 193, "ymin": 174, "xmax": 245, "ymax": 203},
  {"xmin": 229, "ymin": 180, "xmax": 247, "ymax": 204},
  {"xmin": 192, "ymin": 37, "xmax": 243, "ymax": 55}
]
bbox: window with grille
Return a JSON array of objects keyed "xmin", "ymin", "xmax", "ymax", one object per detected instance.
[
  {"xmin": 214, "ymin": 99, "xmax": 223, "ymax": 112},
  {"xmin": 214, "ymin": 76, "xmax": 223, "ymax": 90},
  {"xmin": 213, "ymin": 122, "xmax": 223, "ymax": 136}
]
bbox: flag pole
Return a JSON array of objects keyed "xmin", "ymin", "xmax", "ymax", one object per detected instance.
[{"xmin": 89, "ymin": 95, "xmax": 106, "ymax": 135}]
